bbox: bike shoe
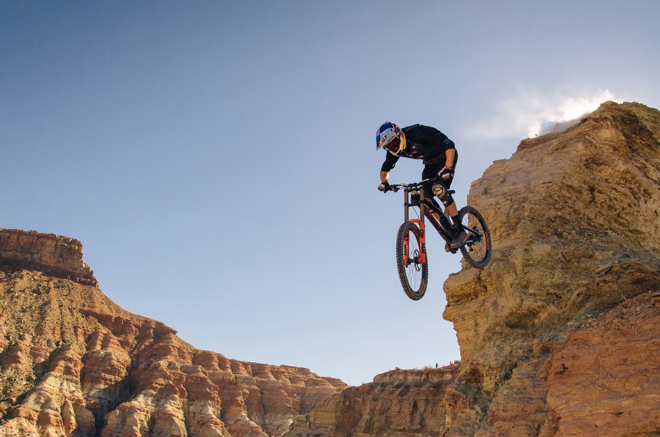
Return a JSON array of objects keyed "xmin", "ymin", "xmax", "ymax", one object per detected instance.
[{"xmin": 450, "ymin": 229, "xmax": 468, "ymax": 249}]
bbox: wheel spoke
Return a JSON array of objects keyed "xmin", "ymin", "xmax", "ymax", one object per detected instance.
[
  {"xmin": 458, "ymin": 207, "xmax": 491, "ymax": 269},
  {"xmin": 396, "ymin": 222, "xmax": 428, "ymax": 300}
]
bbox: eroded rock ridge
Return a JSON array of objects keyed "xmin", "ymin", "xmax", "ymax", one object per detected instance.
[{"xmin": 0, "ymin": 230, "xmax": 346, "ymax": 437}]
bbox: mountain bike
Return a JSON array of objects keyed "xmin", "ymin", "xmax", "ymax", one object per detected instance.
[{"xmin": 387, "ymin": 180, "xmax": 491, "ymax": 300}]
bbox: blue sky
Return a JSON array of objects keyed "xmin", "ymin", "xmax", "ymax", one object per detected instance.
[{"xmin": 1, "ymin": 1, "xmax": 659, "ymax": 386}]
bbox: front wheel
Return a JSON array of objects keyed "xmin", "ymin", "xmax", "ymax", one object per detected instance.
[
  {"xmin": 395, "ymin": 221, "xmax": 428, "ymax": 300},
  {"xmin": 457, "ymin": 206, "xmax": 492, "ymax": 269}
]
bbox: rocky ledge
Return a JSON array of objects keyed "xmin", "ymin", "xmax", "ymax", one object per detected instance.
[{"xmin": 0, "ymin": 229, "xmax": 98, "ymax": 287}]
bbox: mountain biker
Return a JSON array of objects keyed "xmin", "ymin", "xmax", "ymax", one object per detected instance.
[{"xmin": 376, "ymin": 121, "xmax": 468, "ymax": 249}]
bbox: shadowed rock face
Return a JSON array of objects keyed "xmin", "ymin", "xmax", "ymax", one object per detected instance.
[
  {"xmin": 0, "ymin": 231, "xmax": 346, "ymax": 437},
  {"xmin": 283, "ymin": 101, "xmax": 660, "ymax": 437}
]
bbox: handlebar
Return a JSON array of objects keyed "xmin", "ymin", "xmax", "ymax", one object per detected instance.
[
  {"xmin": 387, "ymin": 179, "xmax": 432, "ymax": 192},
  {"xmin": 385, "ymin": 179, "xmax": 455, "ymax": 197}
]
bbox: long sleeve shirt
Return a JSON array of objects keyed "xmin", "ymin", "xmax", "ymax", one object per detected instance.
[{"xmin": 381, "ymin": 124, "xmax": 456, "ymax": 172}]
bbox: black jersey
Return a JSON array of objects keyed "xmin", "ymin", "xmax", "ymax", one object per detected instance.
[{"xmin": 380, "ymin": 124, "xmax": 456, "ymax": 172}]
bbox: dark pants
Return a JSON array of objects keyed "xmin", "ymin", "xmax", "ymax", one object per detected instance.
[{"xmin": 421, "ymin": 151, "xmax": 458, "ymax": 201}]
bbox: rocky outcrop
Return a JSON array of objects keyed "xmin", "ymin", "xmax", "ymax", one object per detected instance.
[
  {"xmin": 443, "ymin": 101, "xmax": 660, "ymax": 436},
  {"xmin": 0, "ymin": 234, "xmax": 346, "ymax": 437},
  {"xmin": 286, "ymin": 365, "xmax": 459, "ymax": 437},
  {"xmin": 283, "ymin": 101, "xmax": 660, "ymax": 437},
  {"xmin": 0, "ymin": 230, "xmax": 98, "ymax": 287}
]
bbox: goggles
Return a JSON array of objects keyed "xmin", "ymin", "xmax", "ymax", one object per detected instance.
[{"xmin": 383, "ymin": 137, "xmax": 401, "ymax": 152}]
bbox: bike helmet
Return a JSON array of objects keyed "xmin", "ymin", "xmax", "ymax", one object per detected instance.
[{"xmin": 376, "ymin": 122, "xmax": 404, "ymax": 155}]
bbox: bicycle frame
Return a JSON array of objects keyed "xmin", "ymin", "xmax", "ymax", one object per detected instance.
[
  {"xmin": 390, "ymin": 179, "xmax": 492, "ymax": 292},
  {"xmin": 401, "ymin": 183, "xmax": 454, "ymax": 245}
]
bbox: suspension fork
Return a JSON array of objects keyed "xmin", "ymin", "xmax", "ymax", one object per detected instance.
[{"xmin": 403, "ymin": 187, "xmax": 427, "ymax": 264}]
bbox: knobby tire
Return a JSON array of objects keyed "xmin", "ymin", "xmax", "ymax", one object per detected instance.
[
  {"xmin": 395, "ymin": 221, "xmax": 428, "ymax": 300},
  {"xmin": 457, "ymin": 206, "xmax": 491, "ymax": 269}
]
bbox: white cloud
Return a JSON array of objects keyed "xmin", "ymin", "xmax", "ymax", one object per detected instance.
[{"xmin": 463, "ymin": 88, "xmax": 620, "ymax": 140}]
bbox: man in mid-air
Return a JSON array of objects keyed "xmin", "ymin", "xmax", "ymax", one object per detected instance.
[{"xmin": 376, "ymin": 121, "xmax": 467, "ymax": 249}]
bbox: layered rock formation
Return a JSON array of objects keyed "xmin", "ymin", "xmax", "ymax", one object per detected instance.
[
  {"xmin": 0, "ymin": 230, "xmax": 346, "ymax": 437},
  {"xmin": 286, "ymin": 365, "xmax": 460, "ymax": 437},
  {"xmin": 0, "ymin": 230, "xmax": 97, "ymax": 287},
  {"xmin": 283, "ymin": 101, "xmax": 660, "ymax": 437}
]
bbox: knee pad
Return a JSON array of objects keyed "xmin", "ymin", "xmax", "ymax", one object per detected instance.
[
  {"xmin": 432, "ymin": 182, "xmax": 445, "ymax": 198},
  {"xmin": 432, "ymin": 183, "xmax": 454, "ymax": 206}
]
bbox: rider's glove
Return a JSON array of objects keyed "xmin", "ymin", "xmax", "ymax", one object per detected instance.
[
  {"xmin": 378, "ymin": 181, "xmax": 391, "ymax": 192},
  {"xmin": 438, "ymin": 167, "xmax": 454, "ymax": 183}
]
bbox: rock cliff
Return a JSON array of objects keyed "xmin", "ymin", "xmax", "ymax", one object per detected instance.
[
  {"xmin": 0, "ymin": 230, "xmax": 346, "ymax": 437},
  {"xmin": 286, "ymin": 365, "xmax": 460, "ymax": 437},
  {"xmin": 0, "ymin": 230, "xmax": 97, "ymax": 287},
  {"xmin": 283, "ymin": 101, "xmax": 660, "ymax": 437}
]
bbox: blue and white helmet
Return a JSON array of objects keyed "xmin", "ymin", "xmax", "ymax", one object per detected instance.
[{"xmin": 376, "ymin": 122, "xmax": 403, "ymax": 155}]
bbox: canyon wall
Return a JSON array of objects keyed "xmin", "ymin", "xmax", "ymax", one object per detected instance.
[
  {"xmin": 0, "ymin": 230, "xmax": 346, "ymax": 437},
  {"xmin": 283, "ymin": 101, "xmax": 660, "ymax": 437}
]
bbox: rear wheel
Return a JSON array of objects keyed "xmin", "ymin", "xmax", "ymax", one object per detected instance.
[
  {"xmin": 395, "ymin": 221, "xmax": 428, "ymax": 300},
  {"xmin": 457, "ymin": 206, "xmax": 491, "ymax": 269}
]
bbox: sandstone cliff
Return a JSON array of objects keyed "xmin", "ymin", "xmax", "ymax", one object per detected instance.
[
  {"xmin": 283, "ymin": 101, "xmax": 660, "ymax": 437},
  {"xmin": 0, "ymin": 230, "xmax": 97, "ymax": 287},
  {"xmin": 0, "ymin": 229, "xmax": 346, "ymax": 437},
  {"xmin": 286, "ymin": 365, "xmax": 460, "ymax": 437}
]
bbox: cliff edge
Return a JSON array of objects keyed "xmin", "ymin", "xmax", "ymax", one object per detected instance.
[
  {"xmin": 284, "ymin": 101, "xmax": 660, "ymax": 437},
  {"xmin": 0, "ymin": 230, "xmax": 97, "ymax": 287}
]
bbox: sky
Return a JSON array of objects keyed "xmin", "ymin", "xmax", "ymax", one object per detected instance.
[{"xmin": 1, "ymin": 1, "xmax": 659, "ymax": 387}]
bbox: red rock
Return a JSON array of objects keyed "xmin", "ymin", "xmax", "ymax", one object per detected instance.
[{"xmin": 0, "ymin": 230, "xmax": 346, "ymax": 437}]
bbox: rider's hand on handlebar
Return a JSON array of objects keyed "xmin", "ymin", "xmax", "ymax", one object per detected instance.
[
  {"xmin": 438, "ymin": 167, "xmax": 454, "ymax": 183},
  {"xmin": 378, "ymin": 181, "xmax": 391, "ymax": 192}
]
